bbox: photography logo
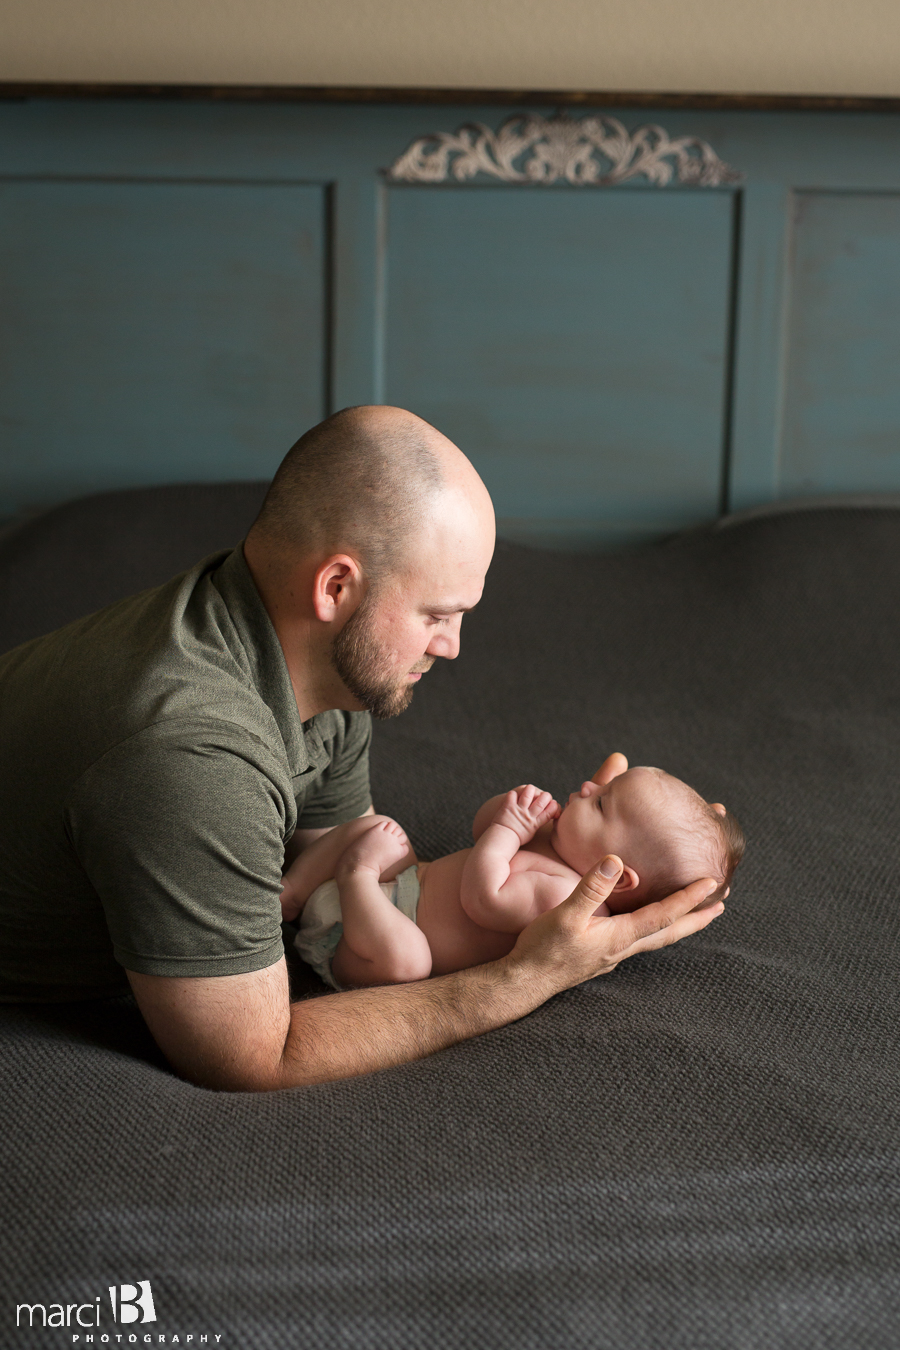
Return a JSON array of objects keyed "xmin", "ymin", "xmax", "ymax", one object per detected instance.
[{"xmin": 15, "ymin": 1279, "xmax": 223, "ymax": 1341}]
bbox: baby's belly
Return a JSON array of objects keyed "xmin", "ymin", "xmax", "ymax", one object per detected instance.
[{"xmin": 416, "ymin": 850, "xmax": 518, "ymax": 975}]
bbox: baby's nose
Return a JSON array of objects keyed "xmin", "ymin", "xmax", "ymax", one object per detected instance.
[{"xmin": 580, "ymin": 781, "xmax": 594, "ymax": 796}]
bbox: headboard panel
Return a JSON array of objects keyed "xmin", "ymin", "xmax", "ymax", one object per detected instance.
[{"xmin": 2, "ymin": 97, "xmax": 899, "ymax": 546}]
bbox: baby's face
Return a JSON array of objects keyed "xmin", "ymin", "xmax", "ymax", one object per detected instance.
[{"xmin": 551, "ymin": 765, "xmax": 700, "ymax": 878}]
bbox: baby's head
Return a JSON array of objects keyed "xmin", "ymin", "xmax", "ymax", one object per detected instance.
[{"xmin": 551, "ymin": 757, "xmax": 744, "ymax": 909}]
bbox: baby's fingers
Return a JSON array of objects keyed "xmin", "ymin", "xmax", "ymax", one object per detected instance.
[
  {"xmin": 535, "ymin": 793, "xmax": 559, "ymax": 820},
  {"xmin": 519, "ymin": 784, "xmax": 552, "ymax": 812}
]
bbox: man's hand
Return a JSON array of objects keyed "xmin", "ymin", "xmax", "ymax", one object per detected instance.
[
  {"xmin": 490, "ymin": 785, "xmax": 560, "ymax": 845},
  {"xmin": 503, "ymin": 855, "xmax": 724, "ymax": 1000}
]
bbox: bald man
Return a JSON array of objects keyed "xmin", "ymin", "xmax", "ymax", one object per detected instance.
[{"xmin": 0, "ymin": 407, "xmax": 723, "ymax": 1090}]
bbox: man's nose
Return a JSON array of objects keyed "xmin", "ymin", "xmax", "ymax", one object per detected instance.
[
  {"xmin": 427, "ymin": 620, "xmax": 462, "ymax": 660},
  {"xmin": 427, "ymin": 632, "xmax": 461, "ymax": 660}
]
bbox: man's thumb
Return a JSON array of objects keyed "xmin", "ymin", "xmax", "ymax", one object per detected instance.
[{"xmin": 565, "ymin": 855, "xmax": 623, "ymax": 911}]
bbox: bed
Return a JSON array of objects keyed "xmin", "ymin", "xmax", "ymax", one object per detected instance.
[{"xmin": 2, "ymin": 481, "xmax": 898, "ymax": 1349}]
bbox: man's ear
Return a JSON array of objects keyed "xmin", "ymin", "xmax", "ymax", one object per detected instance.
[
  {"xmin": 613, "ymin": 865, "xmax": 640, "ymax": 893},
  {"xmin": 592, "ymin": 752, "xmax": 628, "ymax": 787},
  {"xmin": 710, "ymin": 802, "xmax": 727, "ymax": 817},
  {"xmin": 312, "ymin": 555, "xmax": 365, "ymax": 624}
]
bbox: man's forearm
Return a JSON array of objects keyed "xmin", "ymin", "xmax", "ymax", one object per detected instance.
[{"xmin": 277, "ymin": 957, "xmax": 544, "ymax": 1088}]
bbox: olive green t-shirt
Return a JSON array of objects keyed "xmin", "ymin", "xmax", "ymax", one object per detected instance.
[{"xmin": 0, "ymin": 546, "xmax": 372, "ymax": 1001}]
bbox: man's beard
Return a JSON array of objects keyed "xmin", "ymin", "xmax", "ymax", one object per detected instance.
[{"xmin": 330, "ymin": 591, "xmax": 426, "ymax": 720}]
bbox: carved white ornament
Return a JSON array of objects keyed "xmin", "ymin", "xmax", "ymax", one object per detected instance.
[{"xmin": 387, "ymin": 113, "xmax": 742, "ymax": 188}]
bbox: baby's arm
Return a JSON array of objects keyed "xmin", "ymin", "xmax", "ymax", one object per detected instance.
[
  {"xmin": 471, "ymin": 791, "xmax": 514, "ymax": 842},
  {"xmin": 461, "ymin": 786, "xmax": 564, "ymax": 933}
]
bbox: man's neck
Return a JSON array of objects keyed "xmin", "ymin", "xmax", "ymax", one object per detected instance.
[
  {"xmin": 285, "ymin": 647, "xmax": 356, "ymax": 723},
  {"xmin": 244, "ymin": 546, "xmax": 356, "ymax": 722}
]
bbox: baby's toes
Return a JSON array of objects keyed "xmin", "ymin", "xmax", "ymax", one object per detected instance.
[
  {"xmin": 383, "ymin": 820, "xmax": 409, "ymax": 848},
  {"xmin": 373, "ymin": 819, "xmax": 411, "ymax": 858}
]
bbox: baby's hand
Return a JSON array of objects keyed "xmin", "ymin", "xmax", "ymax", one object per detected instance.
[{"xmin": 492, "ymin": 785, "xmax": 560, "ymax": 844}]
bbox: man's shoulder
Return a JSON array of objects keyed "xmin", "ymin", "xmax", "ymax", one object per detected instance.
[
  {"xmin": 0, "ymin": 549, "xmax": 240, "ymax": 705},
  {"xmin": 0, "ymin": 548, "xmax": 296, "ymax": 791},
  {"xmin": 69, "ymin": 712, "xmax": 296, "ymax": 806},
  {"xmin": 98, "ymin": 710, "xmax": 287, "ymax": 759}
]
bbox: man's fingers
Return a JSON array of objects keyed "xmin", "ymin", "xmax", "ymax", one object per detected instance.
[
  {"xmin": 614, "ymin": 878, "xmax": 722, "ymax": 954},
  {"xmin": 591, "ymin": 752, "xmax": 628, "ymax": 787},
  {"xmin": 509, "ymin": 865, "xmax": 724, "ymax": 994},
  {"xmin": 624, "ymin": 877, "xmax": 718, "ymax": 934},
  {"xmin": 561, "ymin": 856, "xmax": 625, "ymax": 915},
  {"xmin": 621, "ymin": 900, "xmax": 724, "ymax": 958},
  {"xmin": 564, "ymin": 867, "xmax": 718, "ymax": 932}
]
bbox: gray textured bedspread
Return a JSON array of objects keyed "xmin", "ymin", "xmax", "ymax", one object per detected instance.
[{"xmin": 1, "ymin": 485, "xmax": 898, "ymax": 1349}]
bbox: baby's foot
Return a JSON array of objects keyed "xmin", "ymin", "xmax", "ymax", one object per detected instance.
[{"xmin": 336, "ymin": 818, "xmax": 410, "ymax": 880}]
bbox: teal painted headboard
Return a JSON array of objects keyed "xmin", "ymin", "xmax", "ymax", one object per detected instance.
[{"xmin": 2, "ymin": 96, "xmax": 899, "ymax": 547}]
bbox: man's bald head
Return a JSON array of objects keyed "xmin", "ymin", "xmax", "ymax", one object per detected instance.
[
  {"xmin": 247, "ymin": 406, "xmax": 457, "ymax": 585},
  {"xmin": 245, "ymin": 407, "xmax": 495, "ymax": 721}
]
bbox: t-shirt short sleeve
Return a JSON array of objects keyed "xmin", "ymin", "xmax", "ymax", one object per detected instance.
[
  {"xmin": 296, "ymin": 711, "xmax": 373, "ymax": 829},
  {"xmin": 65, "ymin": 719, "xmax": 295, "ymax": 979}
]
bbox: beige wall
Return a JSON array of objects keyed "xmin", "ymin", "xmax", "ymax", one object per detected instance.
[{"xmin": 1, "ymin": 0, "xmax": 898, "ymax": 97}]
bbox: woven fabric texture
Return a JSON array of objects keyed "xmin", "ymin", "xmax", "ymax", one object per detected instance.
[{"xmin": 1, "ymin": 486, "xmax": 898, "ymax": 1349}]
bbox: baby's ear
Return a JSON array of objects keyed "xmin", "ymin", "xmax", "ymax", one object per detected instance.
[
  {"xmin": 604, "ymin": 865, "xmax": 642, "ymax": 913},
  {"xmin": 710, "ymin": 802, "xmax": 727, "ymax": 817}
]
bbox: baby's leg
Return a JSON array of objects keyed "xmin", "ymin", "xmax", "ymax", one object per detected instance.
[
  {"xmin": 280, "ymin": 813, "xmax": 416, "ymax": 921},
  {"xmin": 331, "ymin": 820, "xmax": 432, "ymax": 987}
]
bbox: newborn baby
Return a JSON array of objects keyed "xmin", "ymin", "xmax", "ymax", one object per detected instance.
[{"xmin": 282, "ymin": 752, "xmax": 744, "ymax": 991}]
